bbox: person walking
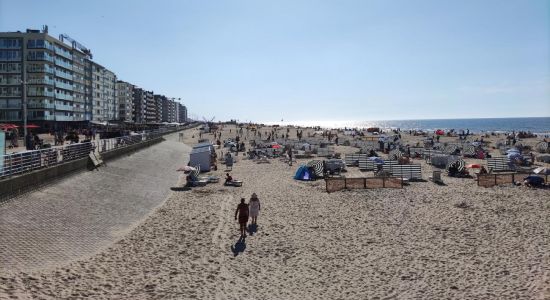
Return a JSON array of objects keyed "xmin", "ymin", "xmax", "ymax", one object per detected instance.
[
  {"xmin": 249, "ymin": 193, "xmax": 261, "ymax": 225},
  {"xmin": 234, "ymin": 198, "xmax": 249, "ymax": 237}
]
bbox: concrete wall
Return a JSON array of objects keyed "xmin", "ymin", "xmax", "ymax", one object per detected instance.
[{"xmin": 0, "ymin": 134, "xmax": 169, "ymax": 201}]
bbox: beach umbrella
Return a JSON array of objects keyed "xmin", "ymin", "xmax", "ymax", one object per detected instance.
[
  {"xmin": 272, "ymin": 144, "xmax": 281, "ymax": 149},
  {"xmin": 466, "ymin": 163, "xmax": 481, "ymax": 169},
  {"xmin": 436, "ymin": 129, "xmax": 445, "ymax": 135},
  {"xmin": 533, "ymin": 167, "xmax": 550, "ymax": 175},
  {"xmin": 176, "ymin": 166, "xmax": 196, "ymax": 172},
  {"xmin": 388, "ymin": 149, "xmax": 403, "ymax": 160}
]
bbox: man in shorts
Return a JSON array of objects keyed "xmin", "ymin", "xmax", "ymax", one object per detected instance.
[{"xmin": 234, "ymin": 198, "xmax": 249, "ymax": 237}]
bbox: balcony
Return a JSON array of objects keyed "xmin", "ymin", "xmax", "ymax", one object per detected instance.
[
  {"xmin": 55, "ymin": 115, "xmax": 74, "ymax": 121},
  {"xmin": 27, "ymin": 65, "xmax": 55, "ymax": 74},
  {"xmin": 55, "ymin": 93, "xmax": 73, "ymax": 101},
  {"xmin": 54, "ymin": 48, "xmax": 72, "ymax": 60},
  {"xmin": 28, "ymin": 90, "xmax": 55, "ymax": 97},
  {"xmin": 27, "ymin": 54, "xmax": 54, "ymax": 62},
  {"xmin": 27, "ymin": 78, "xmax": 55, "ymax": 85},
  {"xmin": 55, "ymin": 81, "xmax": 73, "ymax": 91},
  {"xmin": 54, "ymin": 58, "xmax": 73, "ymax": 70},
  {"xmin": 27, "ymin": 102, "xmax": 55, "ymax": 109},
  {"xmin": 29, "ymin": 115, "xmax": 55, "ymax": 121},
  {"xmin": 55, "ymin": 104, "xmax": 74, "ymax": 111},
  {"xmin": 54, "ymin": 71, "xmax": 73, "ymax": 80}
]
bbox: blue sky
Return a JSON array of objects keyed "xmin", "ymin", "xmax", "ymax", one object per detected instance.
[{"xmin": 1, "ymin": 0, "xmax": 549, "ymax": 123}]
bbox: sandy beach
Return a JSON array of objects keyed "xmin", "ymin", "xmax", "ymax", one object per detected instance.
[{"xmin": 1, "ymin": 124, "xmax": 549, "ymax": 299}]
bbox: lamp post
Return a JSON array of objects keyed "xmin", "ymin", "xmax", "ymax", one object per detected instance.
[{"xmin": 20, "ymin": 78, "xmax": 28, "ymax": 146}]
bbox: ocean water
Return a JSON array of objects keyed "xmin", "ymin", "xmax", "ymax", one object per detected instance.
[{"xmin": 269, "ymin": 117, "xmax": 550, "ymax": 135}]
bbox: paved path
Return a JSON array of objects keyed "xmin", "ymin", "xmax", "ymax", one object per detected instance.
[{"xmin": 0, "ymin": 132, "xmax": 191, "ymax": 273}]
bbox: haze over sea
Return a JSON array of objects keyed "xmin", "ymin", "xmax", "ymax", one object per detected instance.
[{"xmin": 266, "ymin": 117, "xmax": 550, "ymax": 135}]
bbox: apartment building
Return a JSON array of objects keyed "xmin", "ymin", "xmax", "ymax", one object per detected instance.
[
  {"xmin": 116, "ymin": 80, "xmax": 133, "ymax": 122},
  {"xmin": 90, "ymin": 61, "xmax": 116, "ymax": 122},
  {"xmin": 1, "ymin": 27, "xmax": 190, "ymax": 128},
  {"xmin": 178, "ymin": 102, "xmax": 187, "ymax": 123},
  {"xmin": 0, "ymin": 27, "xmax": 94, "ymax": 127},
  {"xmin": 144, "ymin": 90, "xmax": 156, "ymax": 123}
]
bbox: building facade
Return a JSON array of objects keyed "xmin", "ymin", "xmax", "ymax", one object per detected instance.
[
  {"xmin": 178, "ymin": 102, "xmax": 187, "ymax": 123},
  {"xmin": 116, "ymin": 80, "xmax": 133, "ymax": 122},
  {"xmin": 132, "ymin": 87, "xmax": 146, "ymax": 123},
  {"xmin": 90, "ymin": 61, "xmax": 116, "ymax": 122},
  {"xmin": 144, "ymin": 90, "xmax": 156, "ymax": 123},
  {"xmin": 1, "ymin": 27, "xmax": 190, "ymax": 128},
  {"xmin": 0, "ymin": 28, "xmax": 94, "ymax": 128},
  {"xmin": 159, "ymin": 96, "xmax": 178, "ymax": 123}
]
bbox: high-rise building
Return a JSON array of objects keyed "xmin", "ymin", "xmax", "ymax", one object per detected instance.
[
  {"xmin": 90, "ymin": 61, "xmax": 116, "ymax": 122},
  {"xmin": 0, "ymin": 27, "xmax": 94, "ymax": 128},
  {"xmin": 159, "ymin": 96, "xmax": 178, "ymax": 123},
  {"xmin": 132, "ymin": 87, "xmax": 147, "ymax": 123},
  {"xmin": 177, "ymin": 102, "xmax": 187, "ymax": 123},
  {"xmin": 144, "ymin": 90, "xmax": 156, "ymax": 123},
  {"xmin": 116, "ymin": 80, "xmax": 133, "ymax": 122},
  {"xmin": 1, "ymin": 27, "xmax": 190, "ymax": 128}
]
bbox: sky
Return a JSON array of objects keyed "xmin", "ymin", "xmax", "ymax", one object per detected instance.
[{"xmin": 1, "ymin": 0, "xmax": 549, "ymax": 123}]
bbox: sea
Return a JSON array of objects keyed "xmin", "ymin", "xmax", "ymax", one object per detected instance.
[{"xmin": 268, "ymin": 117, "xmax": 550, "ymax": 135}]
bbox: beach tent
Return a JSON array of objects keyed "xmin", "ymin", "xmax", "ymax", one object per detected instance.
[
  {"xmin": 294, "ymin": 165, "xmax": 312, "ymax": 181},
  {"xmin": 435, "ymin": 129, "xmax": 445, "ymax": 135}
]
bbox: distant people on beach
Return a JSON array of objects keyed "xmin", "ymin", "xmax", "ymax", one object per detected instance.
[
  {"xmin": 235, "ymin": 198, "xmax": 249, "ymax": 237},
  {"xmin": 249, "ymin": 193, "xmax": 261, "ymax": 225}
]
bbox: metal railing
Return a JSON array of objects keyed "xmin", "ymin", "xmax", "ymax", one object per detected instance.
[
  {"xmin": 0, "ymin": 142, "xmax": 93, "ymax": 179},
  {"xmin": 0, "ymin": 127, "xmax": 184, "ymax": 179}
]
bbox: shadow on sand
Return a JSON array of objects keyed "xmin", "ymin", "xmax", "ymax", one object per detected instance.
[
  {"xmin": 231, "ymin": 236, "xmax": 246, "ymax": 256},
  {"xmin": 247, "ymin": 223, "xmax": 258, "ymax": 236}
]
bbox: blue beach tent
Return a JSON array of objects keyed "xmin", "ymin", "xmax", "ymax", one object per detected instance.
[{"xmin": 294, "ymin": 165, "xmax": 312, "ymax": 181}]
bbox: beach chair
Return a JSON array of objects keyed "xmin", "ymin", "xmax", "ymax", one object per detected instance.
[{"xmin": 429, "ymin": 170, "xmax": 443, "ymax": 184}]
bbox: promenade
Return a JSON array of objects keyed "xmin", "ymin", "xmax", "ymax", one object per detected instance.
[{"xmin": 0, "ymin": 132, "xmax": 191, "ymax": 273}]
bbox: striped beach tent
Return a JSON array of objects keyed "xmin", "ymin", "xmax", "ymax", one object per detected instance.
[
  {"xmin": 388, "ymin": 149, "xmax": 403, "ymax": 161},
  {"xmin": 536, "ymin": 141, "xmax": 549, "ymax": 153},
  {"xmin": 446, "ymin": 159, "xmax": 465, "ymax": 173},
  {"xmin": 307, "ymin": 160, "xmax": 325, "ymax": 178},
  {"xmin": 190, "ymin": 165, "xmax": 201, "ymax": 180},
  {"xmin": 445, "ymin": 144, "xmax": 460, "ymax": 155},
  {"xmin": 463, "ymin": 144, "xmax": 476, "ymax": 156}
]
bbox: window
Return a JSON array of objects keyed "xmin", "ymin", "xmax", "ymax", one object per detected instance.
[
  {"xmin": 0, "ymin": 38, "xmax": 21, "ymax": 48},
  {"xmin": 0, "ymin": 50, "xmax": 22, "ymax": 61}
]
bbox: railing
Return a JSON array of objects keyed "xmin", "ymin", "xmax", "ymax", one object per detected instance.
[
  {"xmin": 0, "ymin": 142, "xmax": 93, "ymax": 179},
  {"xmin": 0, "ymin": 127, "xmax": 184, "ymax": 179}
]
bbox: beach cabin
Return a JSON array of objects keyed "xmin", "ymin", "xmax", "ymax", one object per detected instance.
[{"xmin": 189, "ymin": 142, "xmax": 216, "ymax": 172}]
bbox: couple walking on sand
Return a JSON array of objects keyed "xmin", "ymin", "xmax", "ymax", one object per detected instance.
[{"xmin": 234, "ymin": 193, "xmax": 261, "ymax": 237}]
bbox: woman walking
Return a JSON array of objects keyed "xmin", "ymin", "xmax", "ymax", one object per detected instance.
[
  {"xmin": 234, "ymin": 198, "xmax": 249, "ymax": 237},
  {"xmin": 249, "ymin": 193, "xmax": 261, "ymax": 225}
]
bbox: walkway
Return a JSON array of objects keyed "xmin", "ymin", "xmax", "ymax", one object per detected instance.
[{"xmin": 0, "ymin": 132, "xmax": 191, "ymax": 273}]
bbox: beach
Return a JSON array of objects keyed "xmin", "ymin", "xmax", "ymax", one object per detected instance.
[{"xmin": 1, "ymin": 124, "xmax": 550, "ymax": 299}]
